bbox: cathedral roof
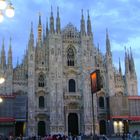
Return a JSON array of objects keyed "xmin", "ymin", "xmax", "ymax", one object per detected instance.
[{"xmin": 62, "ymin": 23, "xmax": 80, "ymax": 39}]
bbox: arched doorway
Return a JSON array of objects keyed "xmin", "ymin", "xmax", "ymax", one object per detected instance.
[
  {"xmin": 38, "ymin": 121, "xmax": 46, "ymax": 136},
  {"xmin": 99, "ymin": 120, "xmax": 106, "ymax": 135},
  {"xmin": 68, "ymin": 113, "xmax": 79, "ymax": 136}
]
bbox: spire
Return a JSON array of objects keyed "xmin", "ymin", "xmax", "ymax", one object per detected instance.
[
  {"xmin": 87, "ymin": 10, "xmax": 92, "ymax": 36},
  {"xmin": 97, "ymin": 43, "xmax": 100, "ymax": 52},
  {"xmin": 28, "ymin": 22, "xmax": 34, "ymax": 51},
  {"xmin": 80, "ymin": 9, "xmax": 86, "ymax": 35},
  {"xmin": 39, "ymin": 13, "xmax": 41, "ymax": 25},
  {"xmin": 106, "ymin": 28, "xmax": 111, "ymax": 55},
  {"xmin": 8, "ymin": 37, "xmax": 13, "ymax": 69},
  {"xmin": 56, "ymin": 6, "xmax": 61, "ymax": 33},
  {"xmin": 96, "ymin": 43, "xmax": 100, "ymax": 68},
  {"xmin": 125, "ymin": 47, "xmax": 129, "ymax": 74},
  {"xmin": 51, "ymin": 6, "xmax": 53, "ymax": 16},
  {"xmin": 38, "ymin": 13, "xmax": 42, "ymax": 42},
  {"xmin": 119, "ymin": 58, "xmax": 122, "ymax": 75},
  {"xmin": 1, "ymin": 38, "xmax": 6, "ymax": 70},
  {"xmin": 46, "ymin": 18, "xmax": 49, "ymax": 36},
  {"xmin": 43, "ymin": 25, "xmax": 45, "ymax": 41},
  {"xmin": 16, "ymin": 57, "xmax": 19, "ymax": 67},
  {"xmin": 50, "ymin": 6, "xmax": 55, "ymax": 33},
  {"xmin": 129, "ymin": 47, "xmax": 136, "ymax": 74},
  {"xmin": 30, "ymin": 22, "xmax": 34, "ymax": 38}
]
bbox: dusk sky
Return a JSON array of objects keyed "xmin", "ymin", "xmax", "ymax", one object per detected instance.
[{"xmin": 0, "ymin": 0, "xmax": 140, "ymax": 94}]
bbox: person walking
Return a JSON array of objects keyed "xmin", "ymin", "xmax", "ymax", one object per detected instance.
[
  {"xmin": 132, "ymin": 130, "xmax": 139, "ymax": 140},
  {"xmin": 127, "ymin": 132, "xmax": 132, "ymax": 140}
]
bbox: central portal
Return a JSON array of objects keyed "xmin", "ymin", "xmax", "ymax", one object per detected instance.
[
  {"xmin": 38, "ymin": 121, "xmax": 46, "ymax": 136},
  {"xmin": 68, "ymin": 113, "xmax": 79, "ymax": 136}
]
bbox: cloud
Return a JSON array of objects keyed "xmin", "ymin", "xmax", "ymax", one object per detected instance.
[
  {"xmin": 111, "ymin": 36, "xmax": 140, "ymax": 53},
  {"xmin": 0, "ymin": 0, "xmax": 140, "ymax": 93}
]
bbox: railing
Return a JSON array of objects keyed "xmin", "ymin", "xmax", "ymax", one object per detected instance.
[
  {"xmin": 64, "ymin": 92, "xmax": 82, "ymax": 103},
  {"xmin": 35, "ymin": 108, "xmax": 49, "ymax": 115}
]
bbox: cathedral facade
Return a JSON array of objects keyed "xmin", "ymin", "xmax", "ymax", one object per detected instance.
[{"xmin": 0, "ymin": 8, "xmax": 138, "ymax": 136}]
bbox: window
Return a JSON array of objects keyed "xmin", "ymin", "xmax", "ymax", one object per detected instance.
[
  {"xmin": 99, "ymin": 96, "xmax": 104, "ymax": 108},
  {"xmin": 39, "ymin": 96, "xmax": 44, "ymax": 108},
  {"xmin": 69, "ymin": 79, "xmax": 76, "ymax": 92},
  {"xmin": 38, "ymin": 74, "xmax": 45, "ymax": 87},
  {"xmin": 67, "ymin": 48, "xmax": 75, "ymax": 66}
]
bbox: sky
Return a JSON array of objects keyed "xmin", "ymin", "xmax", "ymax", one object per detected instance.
[{"xmin": 0, "ymin": 0, "xmax": 140, "ymax": 94}]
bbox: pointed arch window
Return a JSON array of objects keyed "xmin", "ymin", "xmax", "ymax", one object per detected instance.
[
  {"xmin": 99, "ymin": 96, "xmax": 105, "ymax": 109},
  {"xmin": 39, "ymin": 96, "xmax": 45, "ymax": 108},
  {"xmin": 67, "ymin": 48, "xmax": 75, "ymax": 66},
  {"xmin": 38, "ymin": 74, "xmax": 45, "ymax": 87},
  {"xmin": 69, "ymin": 79, "xmax": 76, "ymax": 92}
]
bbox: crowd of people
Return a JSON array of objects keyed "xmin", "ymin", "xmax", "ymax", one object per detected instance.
[
  {"xmin": 122, "ymin": 130, "xmax": 140, "ymax": 140},
  {"xmin": 1, "ymin": 130, "xmax": 140, "ymax": 140},
  {"xmin": 0, "ymin": 134, "xmax": 82, "ymax": 140}
]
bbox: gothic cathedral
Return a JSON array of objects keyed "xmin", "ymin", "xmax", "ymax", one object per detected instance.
[{"xmin": 0, "ymin": 8, "xmax": 138, "ymax": 136}]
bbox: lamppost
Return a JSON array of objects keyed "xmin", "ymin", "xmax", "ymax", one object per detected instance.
[
  {"xmin": 0, "ymin": 0, "xmax": 15, "ymax": 22},
  {"xmin": 0, "ymin": 77, "xmax": 5, "ymax": 84},
  {"xmin": 0, "ymin": 97, "xmax": 3, "ymax": 103},
  {"xmin": 90, "ymin": 70, "xmax": 102, "ymax": 139}
]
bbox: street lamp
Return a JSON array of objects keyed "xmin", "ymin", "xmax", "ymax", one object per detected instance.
[
  {"xmin": 0, "ymin": 77, "xmax": 5, "ymax": 84},
  {"xmin": 90, "ymin": 70, "xmax": 102, "ymax": 138},
  {"xmin": 0, "ymin": 97, "xmax": 3, "ymax": 103},
  {"xmin": 0, "ymin": 0, "xmax": 14, "ymax": 22}
]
